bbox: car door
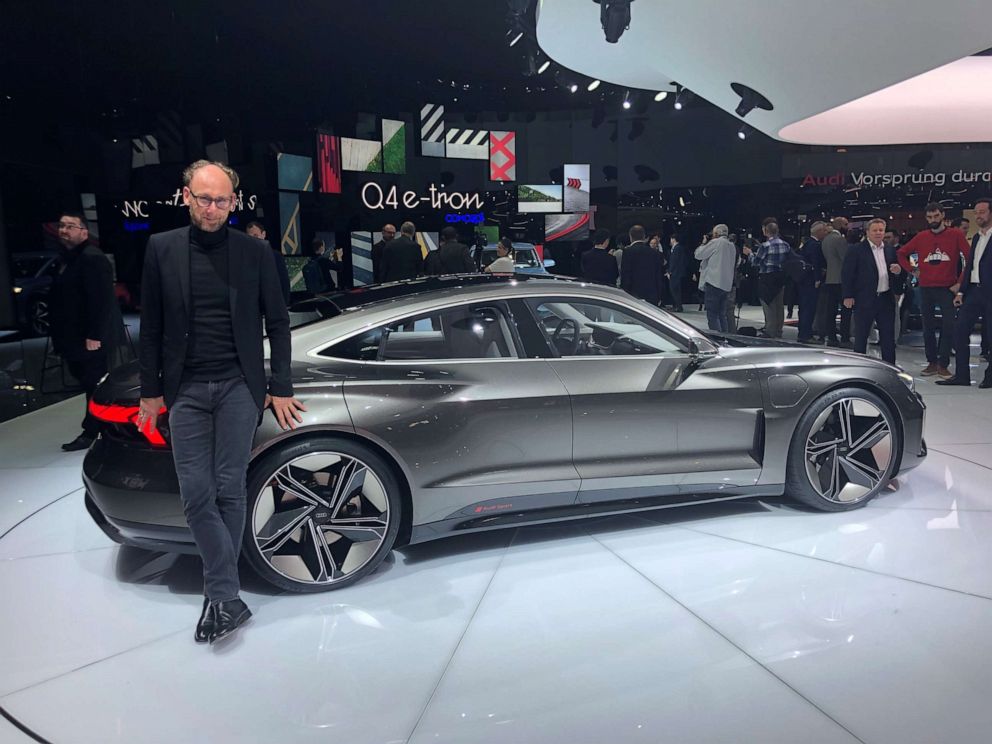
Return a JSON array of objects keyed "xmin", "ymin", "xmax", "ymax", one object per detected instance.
[
  {"xmin": 322, "ymin": 299, "xmax": 579, "ymax": 527},
  {"xmin": 518, "ymin": 296, "xmax": 764, "ymax": 504}
]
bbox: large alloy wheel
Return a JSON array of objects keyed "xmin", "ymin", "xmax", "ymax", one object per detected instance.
[
  {"xmin": 244, "ymin": 437, "xmax": 402, "ymax": 593},
  {"xmin": 786, "ymin": 388, "xmax": 899, "ymax": 511}
]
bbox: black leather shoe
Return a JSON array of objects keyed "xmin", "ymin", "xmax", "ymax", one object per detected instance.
[
  {"xmin": 935, "ymin": 378, "xmax": 971, "ymax": 387},
  {"xmin": 61, "ymin": 434, "xmax": 94, "ymax": 452},
  {"xmin": 208, "ymin": 598, "xmax": 252, "ymax": 644},
  {"xmin": 979, "ymin": 377, "xmax": 992, "ymax": 390},
  {"xmin": 195, "ymin": 597, "xmax": 214, "ymax": 644}
]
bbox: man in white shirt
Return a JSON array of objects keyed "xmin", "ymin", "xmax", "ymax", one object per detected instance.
[
  {"xmin": 938, "ymin": 197, "xmax": 992, "ymax": 387},
  {"xmin": 841, "ymin": 218, "xmax": 902, "ymax": 363}
]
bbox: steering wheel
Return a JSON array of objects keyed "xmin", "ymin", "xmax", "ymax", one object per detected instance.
[{"xmin": 551, "ymin": 318, "xmax": 581, "ymax": 355}]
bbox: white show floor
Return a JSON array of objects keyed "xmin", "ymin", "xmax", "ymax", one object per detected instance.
[{"xmin": 2, "ymin": 308, "xmax": 992, "ymax": 743}]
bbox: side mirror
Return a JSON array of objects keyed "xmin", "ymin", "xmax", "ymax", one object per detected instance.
[
  {"xmin": 543, "ymin": 258, "xmax": 556, "ymax": 269},
  {"xmin": 688, "ymin": 339, "xmax": 700, "ymax": 357}
]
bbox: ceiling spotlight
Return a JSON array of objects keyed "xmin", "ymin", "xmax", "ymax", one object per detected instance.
[
  {"xmin": 593, "ymin": 0, "xmax": 634, "ymax": 43},
  {"xmin": 730, "ymin": 82, "xmax": 773, "ymax": 117},
  {"xmin": 538, "ymin": 59, "xmax": 551, "ymax": 74},
  {"xmin": 653, "ymin": 91, "xmax": 668, "ymax": 102},
  {"xmin": 588, "ymin": 79, "xmax": 601, "ymax": 92},
  {"xmin": 509, "ymin": 30, "xmax": 524, "ymax": 47},
  {"xmin": 569, "ymin": 83, "xmax": 579, "ymax": 93},
  {"xmin": 622, "ymin": 92, "xmax": 632, "ymax": 110},
  {"xmin": 737, "ymin": 125, "xmax": 747, "ymax": 140}
]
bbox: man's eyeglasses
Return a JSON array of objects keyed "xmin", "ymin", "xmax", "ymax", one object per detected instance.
[
  {"xmin": 57, "ymin": 223, "xmax": 84, "ymax": 231},
  {"xmin": 188, "ymin": 191, "xmax": 235, "ymax": 210}
]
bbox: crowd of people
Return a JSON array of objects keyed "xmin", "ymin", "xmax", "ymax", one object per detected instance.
[{"xmin": 575, "ymin": 197, "xmax": 992, "ymax": 386}]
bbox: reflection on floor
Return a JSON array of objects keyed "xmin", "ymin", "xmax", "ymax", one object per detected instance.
[{"xmin": 1, "ymin": 307, "xmax": 991, "ymax": 743}]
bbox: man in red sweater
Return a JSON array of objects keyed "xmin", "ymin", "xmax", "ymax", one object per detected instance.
[{"xmin": 897, "ymin": 202, "xmax": 970, "ymax": 377}]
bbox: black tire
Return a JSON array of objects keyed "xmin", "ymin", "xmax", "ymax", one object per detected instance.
[
  {"xmin": 785, "ymin": 387, "xmax": 900, "ymax": 512},
  {"xmin": 243, "ymin": 436, "xmax": 403, "ymax": 593}
]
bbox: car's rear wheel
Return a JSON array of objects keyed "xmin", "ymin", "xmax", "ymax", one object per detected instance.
[
  {"xmin": 29, "ymin": 297, "xmax": 49, "ymax": 336},
  {"xmin": 243, "ymin": 437, "xmax": 402, "ymax": 593},
  {"xmin": 785, "ymin": 387, "xmax": 899, "ymax": 511}
]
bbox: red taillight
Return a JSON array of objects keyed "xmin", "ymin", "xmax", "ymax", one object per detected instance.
[{"xmin": 88, "ymin": 401, "xmax": 168, "ymax": 447}]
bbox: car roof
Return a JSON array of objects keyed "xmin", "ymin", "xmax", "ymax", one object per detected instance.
[{"xmin": 292, "ymin": 273, "xmax": 574, "ymax": 317}]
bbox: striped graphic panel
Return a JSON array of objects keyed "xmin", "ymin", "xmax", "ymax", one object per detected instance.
[
  {"xmin": 351, "ymin": 232, "xmax": 374, "ymax": 286},
  {"xmin": 445, "ymin": 129, "xmax": 489, "ymax": 160},
  {"xmin": 316, "ymin": 133, "xmax": 342, "ymax": 194},
  {"xmin": 381, "ymin": 119, "xmax": 407, "ymax": 174},
  {"xmin": 415, "ymin": 232, "xmax": 440, "ymax": 258},
  {"xmin": 420, "ymin": 103, "xmax": 445, "ymax": 157},
  {"xmin": 131, "ymin": 135, "xmax": 159, "ymax": 169},
  {"xmin": 80, "ymin": 193, "xmax": 99, "ymax": 238}
]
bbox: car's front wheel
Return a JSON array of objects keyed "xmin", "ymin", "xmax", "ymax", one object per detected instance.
[
  {"xmin": 243, "ymin": 437, "xmax": 402, "ymax": 593},
  {"xmin": 785, "ymin": 387, "xmax": 899, "ymax": 511}
]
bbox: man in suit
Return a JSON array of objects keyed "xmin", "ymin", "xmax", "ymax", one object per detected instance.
[
  {"xmin": 371, "ymin": 223, "xmax": 396, "ymax": 283},
  {"xmin": 620, "ymin": 224, "xmax": 663, "ymax": 305},
  {"xmin": 841, "ymin": 217, "xmax": 903, "ymax": 364},
  {"xmin": 815, "ymin": 217, "xmax": 852, "ymax": 347},
  {"xmin": 380, "ymin": 221, "xmax": 423, "ymax": 282},
  {"xmin": 137, "ymin": 160, "xmax": 306, "ymax": 645},
  {"xmin": 937, "ymin": 197, "xmax": 992, "ymax": 387},
  {"xmin": 666, "ymin": 234, "xmax": 688, "ymax": 311},
  {"xmin": 428, "ymin": 226, "xmax": 476, "ymax": 275},
  {"xmin": 581, "ymin": 229, "xmax": 619, "ymax": 286},
  {"xmin": 49, "ymin": 211, "xmax": 118, "ymax": 451},
  {"xmin": 798, "ymin": 222, "xmax": 828, "ymax": 343}
]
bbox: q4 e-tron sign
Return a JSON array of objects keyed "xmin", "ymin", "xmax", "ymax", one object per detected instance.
[{"xmin": 361, "ymin": 182, "xmax": 484, "ymax": 211}]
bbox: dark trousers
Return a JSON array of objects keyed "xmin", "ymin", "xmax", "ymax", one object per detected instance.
[
  {"xmin": 815, "ymin": 284, "xmax": 852, "ymax": 342},
  {"xmin": 703, "ymin": 283, "xmax": 729, "ymax": 332},
  {"xmin": 65, "ymin": 349, "xmax": 108, "ymax": 436},
  {"xmin": 797, "ymin": 280, "xmax": 818, "ymax": 340},
  {"xmin": 920, "ymin": 286, "xmax": 956, "ymax": 367},
  {"xmin": 853, "ymin": 291, "xmax": 896, "ymax": 364},
  {"xmin": 950, "ymin": 291, "xmax": 992, "ymax": 383},
  {"xmin": 670, "ymin": 275, "xmax": 684, "ymax": 309},
  {"xmin": 169, "ymin": 377, "xmax": 261, "ymax": 602}
]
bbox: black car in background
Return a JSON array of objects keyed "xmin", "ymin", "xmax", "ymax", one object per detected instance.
[{"xmin": 11, "ymin": 251, "xmax": 59, "ymax": 336}]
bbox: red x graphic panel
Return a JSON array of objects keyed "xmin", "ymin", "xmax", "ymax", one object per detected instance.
[{"xmin": 490, "ymin": 131, "xmax": 516, "ymax": 182}]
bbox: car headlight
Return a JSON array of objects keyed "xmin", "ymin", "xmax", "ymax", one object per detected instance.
[{"xmin": 897, "ymin": 371, "xmax": 915, "ymax": 392}]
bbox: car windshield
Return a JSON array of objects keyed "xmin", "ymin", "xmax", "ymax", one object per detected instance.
[{"xmin": 11, "ymin": 256, "xmax": 52, "ymax": 279}]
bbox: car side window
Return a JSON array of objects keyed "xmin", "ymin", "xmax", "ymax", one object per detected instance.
[
  {"xmin": 526, "ymin": 299, "xmax": 684, "ymax": 357},
  {"xmin": 319, "ymin": 303, "xmax": 519, "ymax": 361}
]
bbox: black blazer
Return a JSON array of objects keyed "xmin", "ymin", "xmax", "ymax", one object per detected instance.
[
  {"xmin": 49, "ymin": 243, "xmax": 116, "ymax": 357},
  {"xmin": 434, "ymin": 241, "xmax": 476, "ymax": 274},
  {"xmin": 959, "ymin": 232, "xmax": 992, "ymax": 301},
  {"xmin": 841, "ymin": 240, "xmax": 903, "ymax": 304},
  {"xmin": 380, "ymin": 236, "xmax": 423, "ymax": 282},
  {"xmin": 620, "ymin": 241, "xmax": 664, "ymax": 304},
  {"xmin": 580, "ymin": 247, "xmax": 619, "ymax": 286},
  {"xmin": 139, "ymin": 227, "xmax": 293, "ymax": 410}
]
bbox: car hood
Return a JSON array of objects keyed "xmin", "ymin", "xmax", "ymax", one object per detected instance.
[{"xmin": 704, "ymin": 332, "xmax": 901, "ymax": 372}]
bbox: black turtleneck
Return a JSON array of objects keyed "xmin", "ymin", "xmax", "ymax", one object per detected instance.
[{"xmin": 183, "ymin": 225, "xmax": 241, "ymax": 382}]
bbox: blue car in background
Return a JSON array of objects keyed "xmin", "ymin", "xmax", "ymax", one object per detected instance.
[
  {"xmin": 11, "ymin": 251, "xmax": 59, "ymax": 336},
  {"xmin": 475, "ymin": 242, "xmax": 555, "ymax": 276}
]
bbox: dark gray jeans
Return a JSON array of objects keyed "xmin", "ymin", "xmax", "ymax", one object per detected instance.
[{"xmin": 170, "ymin": 377, "xmax": 260, "ymax": 602}]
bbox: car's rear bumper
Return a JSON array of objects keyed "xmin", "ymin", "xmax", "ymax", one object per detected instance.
[{"xmin": 83, "ymin": 434, "xmax": 196, "ymax": 554}]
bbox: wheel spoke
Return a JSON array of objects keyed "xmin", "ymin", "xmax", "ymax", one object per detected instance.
[
  {"xmin": 275, "ymin": 470, "xmax": 330, "ymax": 508},
  {"xmin": 323, "ymin": 518, "xmax": 387, "ymax": 542},
  {"xmin": 306, "ymin": 518, "xmax": 340, "ymax": 583},
  {"xmin": 259, "ymin": 505, "xmax": 315, "ymax": 554},
  {"xmin": 329, "ymin": 460, "xmax": 368, "ymax": 519},
  {"xmin": 847, "ymin": 420, "xmax": 889, "ymax": 455}
]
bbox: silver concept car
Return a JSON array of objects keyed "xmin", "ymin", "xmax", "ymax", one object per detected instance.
[{"xmin": 84, "ymin": 275, "xmax": 926, "ymax": 593}]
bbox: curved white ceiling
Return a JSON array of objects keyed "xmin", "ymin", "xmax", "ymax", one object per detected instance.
[{"xmin": 536, "ymin": 0, "xmax": 992, "ymax": 145}]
